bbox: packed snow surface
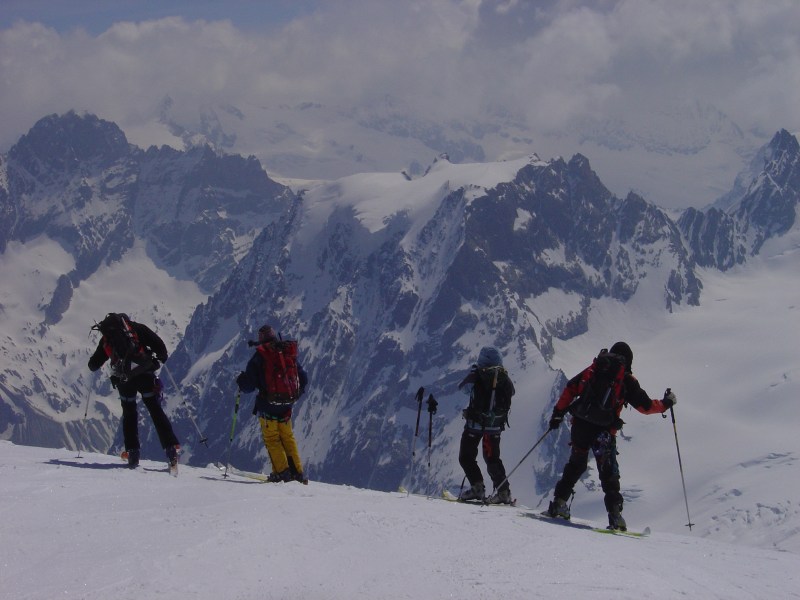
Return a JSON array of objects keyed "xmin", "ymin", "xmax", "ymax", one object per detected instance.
[{"xmin": 2, "ymin": 442, "xmax": 799, "ymax": 600}]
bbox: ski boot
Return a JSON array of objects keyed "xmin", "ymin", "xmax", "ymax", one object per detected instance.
[
  {"xmin": 267, "ymin": 468, "xmax": 292, "ymax": 483},
  {"xmin": 125, "ymin": 448, "xmax": 140, "ymax": 469},
  {"xmin": 546, "ymin": 497, "xmax": 571, "ymax": 520},
  {"xmin": 166, "ymin": 445, "xmax": 180, "ymax": 475},
  {"xmin": 607, "ymin": 510, "xmax": 627, "ymax": 531},
  {"xmin": 459, "ymin": 481, "xmax": 486, "ymax": 502},
  {"xmin": 487, "ymin": 487, "xmax": 513, "ymax": 505}
]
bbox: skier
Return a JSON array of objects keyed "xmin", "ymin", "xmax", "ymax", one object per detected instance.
[
  {"xmin": 456, "ymin": 346, "xmax": 516, "ymax": 504},
  {"xmin": 88, "ymin": 313, "xmax": 180, "ymax": 470},
  {"xmin": 545, "ymin": 341, "xmax": 676, "ymax": 530},
  {"xmin": 236, "ymin": 324, "xmax": 308, "ymax": 483}
]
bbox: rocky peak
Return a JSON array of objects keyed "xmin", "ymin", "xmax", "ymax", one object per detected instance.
[{"xmin": 8, "ymin": 111, "xmax": 130, "ymax": 178}]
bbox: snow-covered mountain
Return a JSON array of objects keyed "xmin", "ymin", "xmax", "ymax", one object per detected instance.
[
  {"xmin": 1, "ymin": 112, "xmax": 799, "ymax": 551},
  {"xmin": 167, "ymin": 149, "xmax": 701, "ymax": 494},
  {"xmin": 147, "ymin": 96, "xmax": 761, "ymax": 211},
  {"xmin": 0, "ymin": 111, "xmax": 295, "ymax": 451},
  {"xmin": 679, "ymin": 129, "xmax": 800, "ymax": 269}
]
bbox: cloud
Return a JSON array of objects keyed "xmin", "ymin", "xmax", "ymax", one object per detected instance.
[{"xmin": 0, "ymin": 0, "xmax": 798, "ymax": 156}]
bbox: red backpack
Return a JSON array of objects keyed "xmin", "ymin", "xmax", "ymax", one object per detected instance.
[{"xmin": 256, "ymin": 340, "xmax": 301, "ymax": 403}]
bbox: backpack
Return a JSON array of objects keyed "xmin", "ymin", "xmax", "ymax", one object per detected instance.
[
  {"xmin": 256, "ymin": 339, "xmax": 301, "ymax": 404},
  {"xmin": 94, "ymin": 313, "xmax": 154, "ymax": 381},
  {"xmin": 469, "ymin": 366, "xmax": 515, "ymax": 429},
  {"xmin": 568, "ymin": 349, "xmax": 628, "ymax": 426}
]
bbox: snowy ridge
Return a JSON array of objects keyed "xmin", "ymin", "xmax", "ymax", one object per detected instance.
[
  {"xmin": 2, "ymin": 114, "xmax": 800, "ymax": 554},
  {"xmin": 2, "ymin": 441, "xmax": 799, "ymax": 600}
]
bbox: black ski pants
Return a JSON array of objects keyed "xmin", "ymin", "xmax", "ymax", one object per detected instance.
[
  {"xmin": 459, "ymin": 428, "xmax": 509, "ymax": 492},
  {"xmin": 117, "ymin": 372, "xmax": 179, "ymax": 451},
  {"xmin": 553, "ymin": 418, "xmax": 623, "ymax": 513}
]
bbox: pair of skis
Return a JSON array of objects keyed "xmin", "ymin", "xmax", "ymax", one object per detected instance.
[
  {"xmin": 441, "ymin": 488, "xmax": 517, "ymax": 507},
  {"xmin": 440, "ymin": 487, "xmax": 649, "ymax": 537},
  {"xmin": 523, "ymin": 510, "xmax": 650, "ymax": 538},
  {"xmin": 214, "ymin": 462, "xmax": 309, "ymax": 485},
  {"xmin": 120, "ymin": 450, "xmax": 179, "ymax": 477}
]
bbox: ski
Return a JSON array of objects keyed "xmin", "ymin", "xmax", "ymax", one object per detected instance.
[
  {"xmin": 214, "ymin": 462, "xmax": 270, "ymax": 482},
  {"xmin": 591, "ymin": 526, "xmax": 650, "ymax": 538},
  {"xmin": 523, "ymin": 510, "xmax": 649, "ymax": 537},
  {"xmin": 442, "ymin": 489, "xmax": 517, "ymax": 507},
  {"xmin": 214, "ymin": 462, "xmax": 309, "ymax": 484}
]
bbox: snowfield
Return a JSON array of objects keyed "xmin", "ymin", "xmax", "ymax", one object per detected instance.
[{"xmin": 2, "ymin": 441, "xmax": 798, "ymax": 600}]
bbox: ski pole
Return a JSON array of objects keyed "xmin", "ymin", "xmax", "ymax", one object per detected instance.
[
  {"xmin": 426, "ymin": 394, "xmax": 438, "ymax": 498},
  {"xmin": 412, "ymin": 387, "xmax": 424, "ymax": 457},
  {"xmin": 406, "ymin": 387, "xmax": 425, "ymax": 496},
  {"xmin": 493, "ymin": 429, "xmax": 551, "ymax": 494},
  {"xmin": 426, "ymin": 393, "xmax": 438, "ymax": 468},
  {"xmin": 663, "ymin": 388, "xmax": 694, "ymax": 530},
  {"xmin": 162, "ymin": 363, "xmax": 208, "ymax": 447},
  {"xmin": 222, "ymin": 391, "xmax": 241, "ymax": 478},
  {"xmin": 76, "ymin": 374, "xmax": 94, "ymax": 458}
]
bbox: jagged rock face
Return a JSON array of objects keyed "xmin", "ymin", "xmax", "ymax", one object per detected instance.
[
  {"xmin": 0, "ymin": 111, "xmax": 295, "ymax": 321},
  {"xmin": 679, "ymin": 129, "xmax": 800, "ymax": 269},
  {"xmin": 168, "ymin": 154, "xmax": 703, "ymax": 492}
]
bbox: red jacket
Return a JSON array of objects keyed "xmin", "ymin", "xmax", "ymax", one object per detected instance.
[{"xmin": 555, "ymin": 366, "xmax": 669, "ymax": 431}]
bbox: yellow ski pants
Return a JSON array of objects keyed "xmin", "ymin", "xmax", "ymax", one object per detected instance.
[{"xmin": 259, "ymin": 416, "xmax": 303, "ymax": 475}]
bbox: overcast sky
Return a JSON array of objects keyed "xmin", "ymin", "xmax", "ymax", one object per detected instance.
[{"xmin": 2, "ymin": 0, "xmax": 799, "ymax": 176}]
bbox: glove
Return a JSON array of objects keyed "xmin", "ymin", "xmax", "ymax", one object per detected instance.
[
  {"xmin": 549, "ymin": 409, "xmax": 566, "ymax": 430},
  {"xmin": 157, "ymin": 353, "xmax": 168, "ymax": 363},
  {"xmin": 236, "ymin": 371, "xmax": 247, "ymax": 390},
  {"xmin": 663, "ymin": 389, "xmax": 677, "ymax": 409}
]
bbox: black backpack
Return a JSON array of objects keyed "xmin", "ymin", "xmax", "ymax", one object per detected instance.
[
  {"xmin": 568, "ymin": 349, "xmax": 627, "ymax": 426},
  {"xmin": 469, "ymin": 366, "xmax": 515, "ymax": 429},
  {"xmin": 93, "ymin": 313, "xmax": 154, "ymax": 381}
]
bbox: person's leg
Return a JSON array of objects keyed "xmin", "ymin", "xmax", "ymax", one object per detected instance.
[
  {"xmin": 117, "ymin": 379, "xmax": 140, "ymax": 466},
  {"xmin": 458, "ymin": 429, "xmax": 485, "ymax": 499},
  {"xmin": 482, "ymin": 433, "xmax": 508, "ymax": 492},
  {"xmin": 139, "ymin": 375, "xmax": 179, "ymax": 449},
  {"xmin": 592, "ymin": 430, "xmax": 625, "ymax": 529},
  {"xmin": 260, "ymin": 416, "xmax": 290, "ymax": 474},
  {"xmin": 277, "ymin": 419, "xmax": 303, "ymax": 478}
]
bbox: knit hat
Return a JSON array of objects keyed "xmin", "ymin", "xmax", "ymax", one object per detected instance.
[{"xmin": 609, "ymin": 341, "xmax": 633, "ymax": 370}]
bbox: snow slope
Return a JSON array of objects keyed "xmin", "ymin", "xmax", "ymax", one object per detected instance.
[{"xmin": 2, "ymin": 441, "xmax": 798, "ymax": 600}]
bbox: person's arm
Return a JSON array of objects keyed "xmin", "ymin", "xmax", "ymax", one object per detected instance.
[
  {"xmin": 236, "ymin": 354, "xmax": 262, "ymax": 394},
  {"xmin": 133, "ymin": 322, "xmax": 168, "ymax": 362},
  {"xmin": 87, "ymin": 339, "xmax": 108, "ymax": 371},
  {"xmin": 298, "ymin": 364, "xmax": 308, "ymax": 395},
  {"xmin": 625, "ymin": 375, "xmax": 675, "ymax": 414},
  {"xmin": 548, "ymin": 368, "xmax": 586, "ymax": 429}
]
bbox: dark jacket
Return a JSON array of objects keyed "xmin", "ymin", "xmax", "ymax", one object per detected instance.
[
  {"xmin": 88, "ymin": 321, "xmax": 168, "ymax": 373},
  {"xmin": 237, "ymin": 344, "xmax": 308, "ymax": 418}
]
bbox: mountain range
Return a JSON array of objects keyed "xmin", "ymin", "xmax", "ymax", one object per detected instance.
[{"xmin": 1, "ymin": 112, "xmax": 798, "ymax": 549}]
